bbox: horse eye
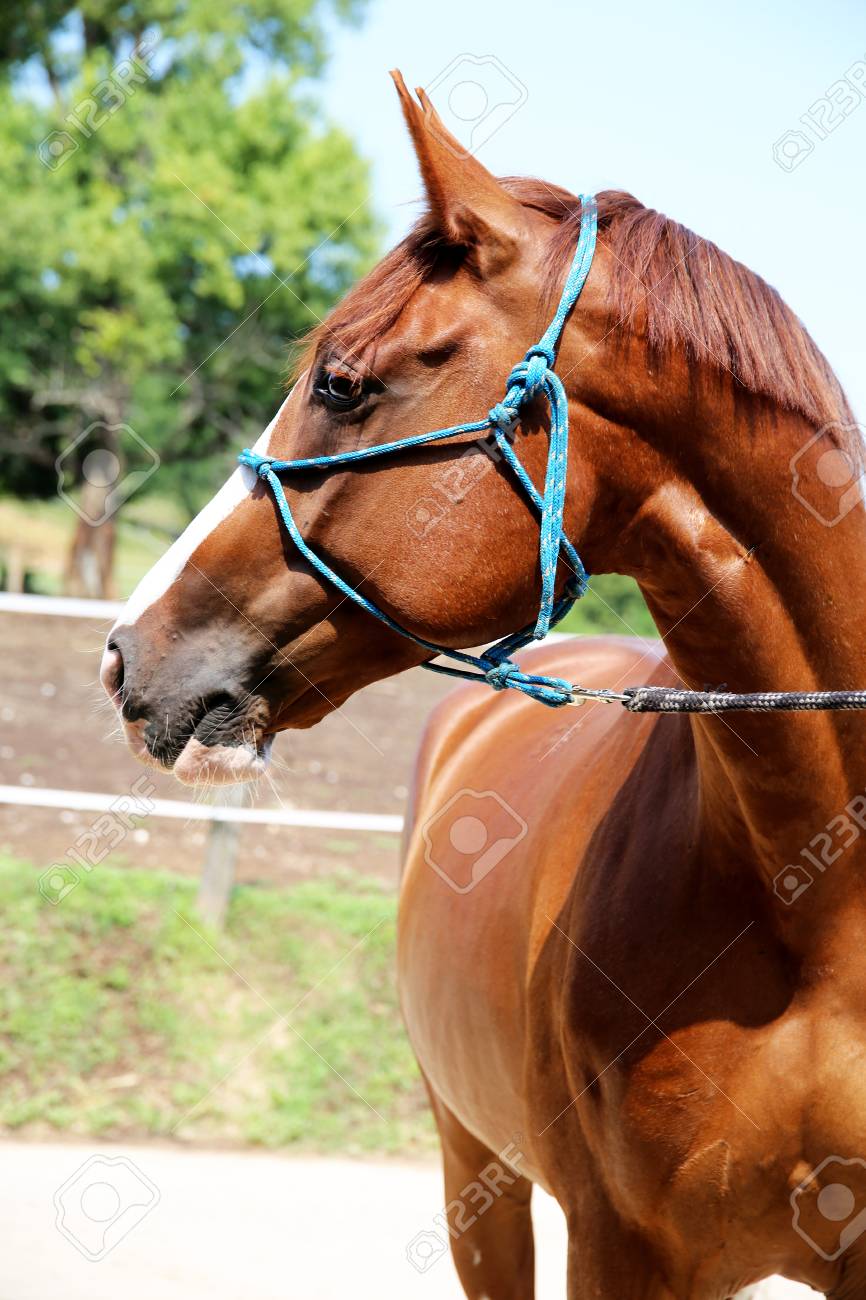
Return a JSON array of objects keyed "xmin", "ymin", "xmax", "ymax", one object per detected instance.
[{"xmin": 314, "ymin": 368, "xmax": 367, "ymax": 411}]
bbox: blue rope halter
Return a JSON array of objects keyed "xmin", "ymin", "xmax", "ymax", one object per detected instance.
[{"xmin": 238, "ymin": 194, "xmax": 598, "ymax": 708}]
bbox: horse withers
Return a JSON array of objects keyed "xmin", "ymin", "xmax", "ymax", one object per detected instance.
[{"xmin": 103, "ymin": 73, "xmax": 866, "ymax": 1299}]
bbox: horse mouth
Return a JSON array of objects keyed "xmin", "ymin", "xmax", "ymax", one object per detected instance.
[
  {"xmin": 121, "ymin": 694, "xmax": 274, "ymax": 787},
  {"xmin": 172, "ymin": 732, "xmax": 273, "ymax": 786}
]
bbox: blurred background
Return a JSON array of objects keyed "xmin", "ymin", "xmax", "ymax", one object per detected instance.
[{"xmin": 0, "ymin": 0, "xmax": 861, "ymax": 1295}]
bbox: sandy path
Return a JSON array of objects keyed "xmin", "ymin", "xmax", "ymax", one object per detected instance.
[{"xmin": 0, "ymin": 1141, "xmax": 818, "ymax": 1299}]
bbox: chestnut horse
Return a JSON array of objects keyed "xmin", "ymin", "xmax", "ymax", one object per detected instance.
[{"xmin": 101, "ymin": 74, "xmax": 866, "ymax": 1298}]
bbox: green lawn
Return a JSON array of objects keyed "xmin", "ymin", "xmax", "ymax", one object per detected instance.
[{"xmin": 0, "ymin": 857, "xmax": 433, "ymax": 1153}]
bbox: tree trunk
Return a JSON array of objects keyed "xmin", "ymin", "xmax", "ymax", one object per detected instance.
[
  {"xmin": 62, "ymin": 421, "xmax": 119, "ymax": 599},
  {"xmin": 64, "ymin": 499, "xmax": 117, "ymax": 598}
]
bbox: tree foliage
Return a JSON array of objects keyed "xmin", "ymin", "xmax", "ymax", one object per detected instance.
[{"xmin": 0, "ymin": 0, "xmax": 378, "ymax": 513}]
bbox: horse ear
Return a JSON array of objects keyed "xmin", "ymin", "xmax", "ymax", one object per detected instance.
[{"xmin": 390, "ymin": 69, "xmax": 528, "ymax": 275}]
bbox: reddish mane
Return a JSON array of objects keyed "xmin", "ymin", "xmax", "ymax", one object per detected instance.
[{"xmin": 296, "ymin": 180, "xmax": 850, "ymax": 428}]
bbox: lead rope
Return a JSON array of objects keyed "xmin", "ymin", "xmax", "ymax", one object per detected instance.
[
  {"xmin": 239, "ymin": 194, "xmax": 866, "ymax": 716},
  {"xmin": 622, "ymin": 687, "xmax": 866, "ymax": 713}
]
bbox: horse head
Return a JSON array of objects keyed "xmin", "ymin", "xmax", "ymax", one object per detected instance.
[{"xmin": 101, "ymin": 73, "xmax": 610, "ymax": 784}]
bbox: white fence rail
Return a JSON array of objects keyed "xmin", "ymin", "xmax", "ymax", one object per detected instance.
[
  {"xmin": 0, "ymin": 784, "xmax": 402, "ymax": 834},
  {"xmin": 0, "ymin": 590, "xmax": 403, "ymax": 835},
  {"xmin": 0, "ymin": 591, "xmax": 122, "ymax": 618}
]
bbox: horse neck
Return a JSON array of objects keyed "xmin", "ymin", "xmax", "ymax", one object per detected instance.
[{"xmin": 579, "ymin": 364, "xmax": 866, "ymax": 930}]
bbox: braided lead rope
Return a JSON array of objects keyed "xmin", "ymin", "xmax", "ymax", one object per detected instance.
[
  {"xmin": 621, "ymin": 687, "xmax": 866, "ymax": 713},
  {"xmin": 558, "ymin": 685, "xmax": 866, "ymax": 712},
  {"xmin": 238, "ymin": 195, "xmax": 599, "ymax": 708}
]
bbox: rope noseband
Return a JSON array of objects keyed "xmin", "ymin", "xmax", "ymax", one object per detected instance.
[{"xmin": 239, "ymin": 195, "xmax": 866, "ymax": 716}]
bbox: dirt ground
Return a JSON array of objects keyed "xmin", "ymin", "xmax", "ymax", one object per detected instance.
[{"xmin": 0, "ymin": 609, "xmax": 454, "ymax": 884}]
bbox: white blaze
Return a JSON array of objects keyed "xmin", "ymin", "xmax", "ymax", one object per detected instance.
[{"xmin": 112, "ymin": 389, "xmax": 296, "ymax": 631}]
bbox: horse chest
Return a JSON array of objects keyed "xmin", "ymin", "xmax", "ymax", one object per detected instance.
[{"xmin": 540, "ymin": 986, "xmax": 866, "ymax": 1294}]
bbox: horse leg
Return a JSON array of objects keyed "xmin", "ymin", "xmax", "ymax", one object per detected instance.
[
  {"xmin": 428, "ymin": 1087, "xmax": 535, "ymax": 1299},
  {"xmin": 565, "ymin": 1210, "xmax": 678, "ymax": 1300}
]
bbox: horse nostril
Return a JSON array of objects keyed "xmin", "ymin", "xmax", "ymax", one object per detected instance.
[{"xmin": 100, "ymin": 643, "xmax": 124, "ymax": 707}]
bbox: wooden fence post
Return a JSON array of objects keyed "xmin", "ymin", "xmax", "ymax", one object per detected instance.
[{"xmin": 196, "ymin": 784, "xmax": 245, "ymax": 928}]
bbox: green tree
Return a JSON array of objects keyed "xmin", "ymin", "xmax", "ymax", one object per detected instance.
[{"xmin": 0, "ymin": 0, "xmax": 378, "ymax": 592}]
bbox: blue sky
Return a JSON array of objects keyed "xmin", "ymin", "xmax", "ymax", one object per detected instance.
[{"xmin": 322, "ymin": 0, "xmax": 866, "ymax": 419}]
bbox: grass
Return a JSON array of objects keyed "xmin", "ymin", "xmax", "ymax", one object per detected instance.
[{"xmin": 0, "ymin": 855, "xmax": 434, "ymax": 1153}]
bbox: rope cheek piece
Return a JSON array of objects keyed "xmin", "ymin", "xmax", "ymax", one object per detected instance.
[{"xmin": 238, "ymin": 194, "xmax": 866, "ymax": 717}]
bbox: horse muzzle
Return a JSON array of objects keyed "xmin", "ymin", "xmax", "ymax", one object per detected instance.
[{"xmin": 100, "ymin": 629, "xmax": 274, "ymax": 786}]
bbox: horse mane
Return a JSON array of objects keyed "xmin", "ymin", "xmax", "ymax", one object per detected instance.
[{"xmin": 296, "ymin": 179, "xmax": 850, "ymax": 428}]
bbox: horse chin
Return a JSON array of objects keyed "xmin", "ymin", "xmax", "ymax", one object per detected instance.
[{"xmin": 172, "ymin": 735, "xmax": 273, "ymax": 787}]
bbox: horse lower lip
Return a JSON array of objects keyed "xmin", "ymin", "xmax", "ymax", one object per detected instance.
[{"xmin": 172, "ymin": 732, "xmax": 272, "ymax": 786}]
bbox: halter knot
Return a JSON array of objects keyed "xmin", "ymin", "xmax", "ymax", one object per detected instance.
[
  {"xmin": 238, "ymin": 449, "xmax": 274, "ymax": 480},
  {"xmin": 501, "ymin": 343, "xmax": 552, "ymax": 407},
  {"xmin": 483, "ymin": 659, "xmax": 576, "ymax": 706},
  {"xmin": 485, "ymin": 660, "xmax": 521, "ymax": 691},
  {"xmin": 488, "ymin": 400, "xmax": 519, "ymax": 432},
  {"xmin": 521, "ymin": 343, "xmax": 555, "ymax": 399}
]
